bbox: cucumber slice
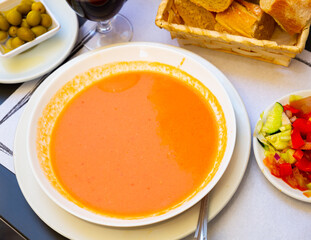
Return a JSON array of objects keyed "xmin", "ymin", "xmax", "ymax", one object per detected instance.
[
  {"xmin": 257, "ymin": 138, "xmax": 269, "ymax": 151},
  {"xmin": 284, "ymin": 149, "xmax": 296, "ymax": 164},
  {"xmin": 262, "ymin": 102, "xmax": 283, "ymax": 134},
  {"xmin": 266, "ymin": 129, "xmax": 291, "ymax": 150}
]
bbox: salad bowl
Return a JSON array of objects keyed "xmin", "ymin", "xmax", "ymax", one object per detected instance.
[{"xmin": 253, "ymin": 90, "xmax": 311, "ymax": 203}]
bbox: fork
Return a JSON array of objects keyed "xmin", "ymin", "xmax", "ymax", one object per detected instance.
[{"xmin": 193, "ymin": 194, "xmax": 209, "ymax": 240}]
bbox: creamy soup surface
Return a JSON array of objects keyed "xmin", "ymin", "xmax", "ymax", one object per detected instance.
[{"xmin": 47, "ymin": 68, "xmax": 225, "ymax": 218}]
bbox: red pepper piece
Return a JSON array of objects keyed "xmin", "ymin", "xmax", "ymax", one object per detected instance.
[
  {"xmin": 279, "ymin": 163, "xmax": 293, "ymax": 177},
  {"xmin": 293, "ymin": 149, "xmax": 304, "ymax": 160},
  {"xmin": 306, "ymin": 133, "xmax": 311, "ymax": 142},
  {"xmin": 291, "ymin": 128, "xmax": 305, "ymax": 149},
  {"xmin": 301, "ymin": 112, "xmax": 311, "ymax": 120},
  {"xmin": 292, "ymin": 118, "xmax": 311, "ymax": 134},
  {"xmin": 283, "ymin": 104, "xmax": 300, "ymax": 114},
  {"xmin": 295, "ymin": 156, "xmax": 311, "ymax": 172}
]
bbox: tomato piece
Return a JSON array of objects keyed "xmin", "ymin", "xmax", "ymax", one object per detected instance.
[
  {"xmin": 283, "ymin": 104, "xmax": 300, "ymax": 114},
  {"xmin": 306, "ymin": 133, "xmax": 311, "ymax": 142},
  {"xmin": 295, "ymin": 156, "xmax": 311, "ymax": 172},
  {"xmin": 291, "ymin": 128, "xmax": 305, "ymax": 149},
  {"xmin": 290, "ymin": 96, "xmax": 311, "ymax": 114},
  {"xmin": 279, "ymin": 163, "xmax": 293, "ymax": 177},
  {"xmin": 292, "ymin": 118, "xmax": 311, "ymax": 134},
  {"xmin": 292, "ymin": 167, "xmax": 308, "ymax": 190},
  {"xmin": 299, "ymin": 142, "xmax": 311, "ymax": 150},
  {"xmin": 301, "ymin": 112, "xmax": 311, "ymax": 120},
  {"xmin": 293, "ymin": 149, "xmax": 304, "ymax": 160},
  {"xmin": 263, "ymin": 156, "xmax": 280, "ymax": 177}
]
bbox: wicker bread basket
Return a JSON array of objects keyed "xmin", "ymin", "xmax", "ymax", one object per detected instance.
[{"xmin": 155, "ymin": 0, "xmax": 310, "ymax": 66}]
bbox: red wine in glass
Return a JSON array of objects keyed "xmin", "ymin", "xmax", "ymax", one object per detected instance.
[{"xmin": 66, "ymin": 0, "xmax": 133, "ymax": 48}]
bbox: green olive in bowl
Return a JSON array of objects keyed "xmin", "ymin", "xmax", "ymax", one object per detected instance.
[
  {"xmin": 17, "ymin": 3, "xmax": 32, "ymax": 15},
  {"xmin": 26, "ymin": 10, "xmax": 41, "ymax": 27},
  {"xmin": 17, "ymin": 26, "xmax": 35, "ymax": 41},
  {"xmin": 6, "ymin": 10, "xmax": 22, "ymax": 26},
  {"xmin": 0, "ymin": 15, "xmax": 10, "ymax": 31},
  {"xmin": 31, "ymin": 25, "xmax": 46, "ymax": 37},
  {"xmin": 0, "ymin": 30, "xmax": 8, "ymax": 42}
]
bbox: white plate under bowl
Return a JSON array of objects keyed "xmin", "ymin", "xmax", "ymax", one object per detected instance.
[
  {"xmin": 14, "ymin": 43, "xmax": 251, "ymax": 238},
  {"xmin": 253, "ymin": 89, "xmax": 311, "ymax": 203},
  {"xmin": 0, "ymin": 0, "xmax": 60, "ymax": 58},
  {"xmin": 23, "ymin": 42, "xmax": 236, "ymax": 227},
  {"xmin": 0, "ymin": 0, "xmax": 78, "ymax": 83},
  {"xmin": 14, "ymin": 43, "xmax": 251, "ymax": 240}
]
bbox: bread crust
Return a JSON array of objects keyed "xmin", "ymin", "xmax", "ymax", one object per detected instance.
[
  {"xmin": 189, "ymin": 0, "xmax": 234, "ymax": 12},
  {"xmin": 174, "ymin": 0, "xmax": 216, "ymax": 30},
  {"xmin": 216, "ymin": 0, "xmax": 275, "ymax": 39},
  {"xmin": 260, "ymin": 0, "xmax": 311, "ymax": 34}
]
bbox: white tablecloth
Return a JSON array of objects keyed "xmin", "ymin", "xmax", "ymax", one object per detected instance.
[{"xmin": 0, "ymin": 0, "xmax": 310, "ymax": 239}]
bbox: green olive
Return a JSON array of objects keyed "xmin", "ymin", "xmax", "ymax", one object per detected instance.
[
  {"xmin": 32, "ymin": 2, "xmax": 46, "ymax": 14},
  {"xmin": 21, "ymin": 19, "xmax": 30, "ymax": 28},
  {"xmin": 8, "ymin": 26, "xmax": 18, "ymax": 37},
  {"xmin": 31, "ymin": 25, "xmax": 46, "ymax": 37},
  {"xmin": 11, "ymin": 37, "xmax": 25, "ymax": 49},
  {"xmin": 17, "ymin": 3, "xmax": 32, "ymax": 15},
  {"xmin": 26, "ymin": 10, "xmax": 41, "ymax": 26},
  {"xmin": 17, "ymin": 27, "xmax": 35, "ymax": 42},
  {"xmin": 6, "ymin": 10, "xmax": 22, "ymax": 26},
  {"xmin": 40, "ymin": 13, "xmax": 52, "ymax": 28},
  {"xmin": 6, "ymin": 38, "xmax": 13, "ymax": 49},
  {"xmin": 0, "ymin": 15, "xmax": 9, "ymax": 31},
  {"xmin": 0, "ymin": 30, "xmax": 8, "ymax": 43}
]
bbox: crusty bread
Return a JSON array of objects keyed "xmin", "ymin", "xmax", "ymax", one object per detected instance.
[
  {"xmin": 215, "ymin": 0, "xmax": 275, "ymax": 39},
  {"xmin": 189, "ymin": 0, "xmax": 234, "ymax": 12},
  {"xmin": 174, "ymin": 0, "xmax": 216, "ymax": 30},
  {"xmin": 260, "ymin": 0, "xmax": 311, "ymax": 35}
]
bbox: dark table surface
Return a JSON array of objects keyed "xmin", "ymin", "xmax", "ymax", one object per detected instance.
[{"xmin": 0, "ymin": 23, "xmax": 311, "ymax": 240}]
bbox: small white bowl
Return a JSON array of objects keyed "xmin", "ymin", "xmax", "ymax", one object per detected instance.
[
  {"xmin": 253, "ymin": 90, "xmax": 311, "ymax": 203},
  {"xmin": 0, "ymin": 0, "xmax": 60, "ymax": 58},
  {"xmin": 25, "ymin": 42, "xmax": 236, "ymax": 227}
]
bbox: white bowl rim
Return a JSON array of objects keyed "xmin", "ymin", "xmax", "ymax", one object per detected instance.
[
  {"xmin": 25, "ymin": 42, "xmax": 237, "ymax": 226},
  {"xmin": 253, "ymin": 89, "xmax": 311, "ymax": 203}
]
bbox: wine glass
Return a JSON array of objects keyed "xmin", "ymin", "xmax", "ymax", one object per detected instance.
[{"xmin": 66, "ymin": 0, "xmax": 133, "ymax": 49}]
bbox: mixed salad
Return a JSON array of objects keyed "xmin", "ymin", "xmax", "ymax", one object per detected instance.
[{"xmin": 255, "ymin": 95, "xmax": 311, "ymax": 197}]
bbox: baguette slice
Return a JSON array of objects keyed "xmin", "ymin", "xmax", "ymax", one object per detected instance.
[
  {"xmin": 189, "ymin": 0, "xmax": 234, "ymax": 12},
  {"xmin": 174, "ymin": 0, "xmax": 216, "ymax": 30},
  {"xmin": 215, "ymin": 0, "xmax": 275, "ymax": 39},
  {"xmin": 260, "ymin": 0, "xmax": 311, "ymax": 35}
]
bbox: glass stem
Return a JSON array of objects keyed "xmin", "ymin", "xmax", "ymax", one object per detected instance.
[{"xmin": 97, "ymin": 20, "xmax": 112, "ymax": 33}]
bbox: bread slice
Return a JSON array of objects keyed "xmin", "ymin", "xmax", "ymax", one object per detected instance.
[
  {"xmin": 215, "ymin": 0, "xmax": 275, "ymax": 39},
  {"xmin": 174, "ymin": 0, "xmax": 216, "ymax": 30},
  {"xmin": 189, "ymin": 0, "xmax": 234, "ymax": 12},
  {"xmin": 260, "ymin": 0, "xmax": 311, "ymax": 35}
]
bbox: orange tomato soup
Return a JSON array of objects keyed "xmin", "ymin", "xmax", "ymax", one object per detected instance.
[{"xmin": 48, "ymin": 69, "xmax": 223, "ymax": 218}]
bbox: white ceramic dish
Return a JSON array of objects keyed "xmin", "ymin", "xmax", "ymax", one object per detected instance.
[
  {"xmin": 0, "ymin": 0, "xmax": 60, "ymax": 58},
  {"xmin": 0, "ymin": 0, "xmax": 78, "ymax": 83},
  {"xmin": 253, "ymin": 89, "xmax": 311, "ymax": 203},
  {"xmin": 14, "ymin": 44, "xmax": 251, "ymax": 238},
  {"xmin": 23, "ymin": 42, "xmax": 236, "ymax": 227}
]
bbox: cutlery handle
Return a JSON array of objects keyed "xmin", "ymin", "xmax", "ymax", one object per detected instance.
[{"xmin": 193, "ymin": 195, "xmax": 209, "ymax": 240}]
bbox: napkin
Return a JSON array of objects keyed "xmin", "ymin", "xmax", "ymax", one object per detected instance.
[{"xmin": 0, "ymin": 21, "xmax": 96, "ymax": 173}]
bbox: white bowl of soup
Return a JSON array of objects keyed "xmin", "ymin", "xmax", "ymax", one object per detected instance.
[{"xmin": 26, "ymin": 42, "xmax": 236, "ymax": 227}]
